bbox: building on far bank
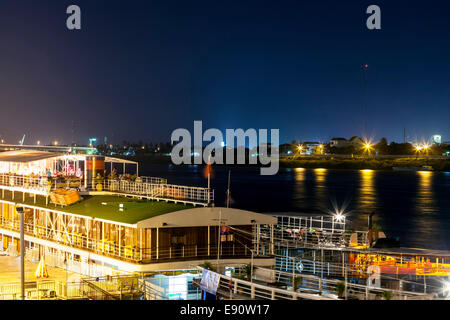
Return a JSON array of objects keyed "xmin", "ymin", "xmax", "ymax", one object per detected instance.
[
  {"xmin": 330, "ymin": 137, "xmax": 363, "ymax": 149},
  {"xmin": 280, "ymin": 142, "xmax": 324, "ymax": 156},
  {"xmin": 432, "ymin": 135, "xmax": 442, "ymax": 144},
  {"xmin": 302, "ymin": 142, "xmax": 322, "ymax": 155},
  {"xmin": 330, "ymin": 138, "xmax": 348, "ymax": 148}
]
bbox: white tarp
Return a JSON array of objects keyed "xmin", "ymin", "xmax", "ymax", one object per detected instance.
[{"xmin": 199, "ymin": 269, "xmax": 220, "ymax": 295}]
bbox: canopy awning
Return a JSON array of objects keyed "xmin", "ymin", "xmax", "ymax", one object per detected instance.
[
  {"xmin": 136, "ymin": 207, "xmax": 277, "ymax": 228},
  {"xmin": 0, "ymin": 150, "xmax": 64, "ymax": 163},
  {"xmin": 104, "ymin": 157, "xmax": 137, "ymax": 164}
]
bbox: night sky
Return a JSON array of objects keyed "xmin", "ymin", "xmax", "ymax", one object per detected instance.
[{"xmin": 0, "ymin": 0, "xmax": 449, "ymax": 145}]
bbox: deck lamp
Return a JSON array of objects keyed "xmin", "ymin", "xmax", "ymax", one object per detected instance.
[
  {"xmin": 444, "ymin": 282, "xmax": 450, "ymax": 293},
  {"xmin": 16, "ymin": 206, "xmax": 25, "ymax": 300}
]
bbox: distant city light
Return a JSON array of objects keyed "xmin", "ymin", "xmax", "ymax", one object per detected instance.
[
  {"xmin": 89, "ymin": 138, "xmax": 97, "ymax": 148},
  {"xmin": 414, "ymin": 143, "xmax": 431, "ymax": 153}
]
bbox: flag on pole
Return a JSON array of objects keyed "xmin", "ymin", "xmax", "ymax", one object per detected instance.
[
  {"xmin": 203, "ymin": 162, "xmax": 214, "ymax": 179},
  {"xmin": 220, "ymin": 225, "xmax": 230, "ymax": 234}
]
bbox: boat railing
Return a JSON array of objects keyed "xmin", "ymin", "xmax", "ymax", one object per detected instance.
[
  {"xmin": 103, "ymin": 179, "xmax": 213, "ymax": 205},
  {"xmin": 0, "ymin": 218, "xmax": 252, "ymax": 263},
  {"xmin": 195, "ymin": 266, "xmax": 335, "ymax": 300},
  {"xmin": 273, "ymin": 215, "xmax": 346, "ymax": 234},
  {"xmin": 0, "ymin": 173, "xmax": 52, "ymax": 194},
  {"xmin": 256, "ymin": 265, "xmax": 433, "ymax": 300},
  {"xmin": 0, "ymin": 172, "xmax": 214, "ymax": 206},
  {"xmin": 136, "ymin": 176, "xmax": 167, "ymax": 185},
  {"xmin": 260, "ymin": 216, "xmax": 371, "ymax": 250}
]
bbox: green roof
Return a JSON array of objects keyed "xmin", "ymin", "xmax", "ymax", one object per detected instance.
[{"xmin": 0, "ymin": 190, "xmax": 192, "ymax": 225}]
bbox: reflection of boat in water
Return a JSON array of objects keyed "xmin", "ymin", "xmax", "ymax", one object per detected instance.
[{"xmin": 393, "ymin": 165, "xmax": 433, "ymax": 172}]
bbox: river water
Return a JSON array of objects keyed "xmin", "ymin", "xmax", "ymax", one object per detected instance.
[{"xmin": 138, "ymin": 164, "xmax": 450, "ymax": 250}]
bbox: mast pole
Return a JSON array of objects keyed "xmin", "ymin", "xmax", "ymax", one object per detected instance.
[
  {"xmin": 226, "ymin": 170, "xmax": 231, "ymax": 208},
  {"xmin": 216, "ymin": 209, "xmax": 222, "ymax": 272}
]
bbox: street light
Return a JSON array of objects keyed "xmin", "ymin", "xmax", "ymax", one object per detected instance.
[
  {"xmin": 423, "ymin": 144, "xmax": 430, "ymax": 155},
  {"xmin": 363, "ymin": 142, "xmax": 373, "ymax": 155}
]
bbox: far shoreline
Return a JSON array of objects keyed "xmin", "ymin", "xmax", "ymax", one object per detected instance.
[
  {"xmin": 118, "ymin": 154, "xmax": 450, "ymax": 172},
  {"xmin": 280, "ymin": 157, "xmax": 450, "ymax": 171}
]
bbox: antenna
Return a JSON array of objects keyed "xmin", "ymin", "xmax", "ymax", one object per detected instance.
[
  {"xmin": 71, "ymin": 120, "xmax": 75, "ymax": 146},
  {"xmin": 20, "ymin": 134, "xmax": 25, "ymax": 145},
  {"xmin": 362, "ymin": 64, "xmax": 369, "ymax": 136},
  {"xmin": 207, "ymin": 153, "xmax": 211, "ymax": 204},
  {"xmin": 226, "ymin": 170, "xmax": 231, "ymax": 208},
  {"xmin": 216, "ymin": 209, "xmax": 222, "ymax": 271}
]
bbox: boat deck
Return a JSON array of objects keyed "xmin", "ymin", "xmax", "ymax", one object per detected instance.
[{"xmin": 0, "ymin": 189, "xmax": 193, "ymax": 224}]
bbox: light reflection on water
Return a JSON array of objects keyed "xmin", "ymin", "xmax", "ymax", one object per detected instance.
[
  {"xmin": 359, "ymin": 169, "xmax": 376, "ymax": 210},
  {"xmin": 141, "ymin": 164, "xmax": 450, "ymax": 249},
  {"xmin": 417, "ymin": 171, "xmax": 434, "ymax": 215},
  {"xmin": 313, "ymin": 168, "xmax": 327, "ymax": 207}
]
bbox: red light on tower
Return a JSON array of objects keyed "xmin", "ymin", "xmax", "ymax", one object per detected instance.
[{"xmin": 364, "ymin": 64, "xmax": 369, "ymax": 68}]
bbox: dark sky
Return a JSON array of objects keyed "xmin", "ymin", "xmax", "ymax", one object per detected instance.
[{"xmin": 0, "ymin": 0, "xmax": 449, "ymax": 145}]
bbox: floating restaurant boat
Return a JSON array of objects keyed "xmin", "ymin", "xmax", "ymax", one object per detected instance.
[
  {"xmin": 0, "ymin": 150, "xmax": 276, "ymax": 277},
  {"xmin": 0, "ymin": 149, "xmax": 448, "ymax": 300}
]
